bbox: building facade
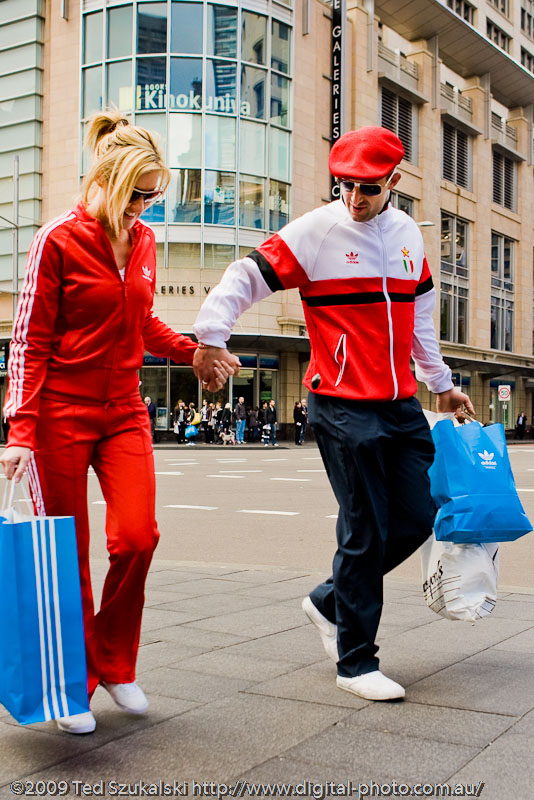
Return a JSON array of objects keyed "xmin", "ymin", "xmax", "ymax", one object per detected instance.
[{"xmin": 1, "ymin": 0, "xmax": 534, "ymax": 432}]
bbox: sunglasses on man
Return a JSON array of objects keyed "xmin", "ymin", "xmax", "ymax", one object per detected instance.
[
  {"xmin": 129, "ymin": 187, "xmax": 164, "ymax": 205},
  {"xmin": 336, "ymin": 175, "xmax": 394, "ymax": 196}
]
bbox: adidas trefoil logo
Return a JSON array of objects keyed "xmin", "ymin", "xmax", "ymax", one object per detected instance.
[
  {"xmin": 478, "ymin": 450, "xmax": 497, "ymax": 468},
  {"xmin": 346, "ymin": 251, "xmax": 359, "ymax": 264},
  {"xmin": 142, "ymin": 265, "xmax": 152, "ymax": 281}
]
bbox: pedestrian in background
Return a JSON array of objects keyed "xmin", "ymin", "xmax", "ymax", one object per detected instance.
[
  {"xmin": 144, "ymin": 396, "xmax": 157, "ymax": 442},
  {"xmin": 266, "ymin": 399, "xmax": 278, "ymax": 447},
  {"xmin": 249, "ymin": 406, "xmax": 259, "ymax": 442},
  {"xmin": 0, "ymin": 110, "xmax": 233, "ymax": 735},
  {"xmin": 300, "ymin": 397, "xmax": 308, "ymax": 444},
  {"xmin": 516, "ymin": 411, "xmax": 527, "ymax": 440},
  {"xmin": 234, "ymin": 395, "xmax": 247, "ymax": 443},
  {"xmin": 293, "ymin": 401, "xmax": 305, "ymax": 445}
]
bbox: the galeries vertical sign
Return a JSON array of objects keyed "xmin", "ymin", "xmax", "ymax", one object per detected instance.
[{"xmin": 331, "ymin": 0, "xmax": 346, "ymax": 200}]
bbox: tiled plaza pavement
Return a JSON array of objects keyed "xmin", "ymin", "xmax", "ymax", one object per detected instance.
[{"xmin": 1, "ymin": 559, "xmax": 534, "ymax": 799}]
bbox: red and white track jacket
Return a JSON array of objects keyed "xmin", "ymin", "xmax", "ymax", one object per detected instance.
[
  {"xmin": 194, "ymin": 200, "xmax": 452, "ymax": 401},
  {"xmin": 5, "ymin": 203, "xmax": 197, "ymax": 450}
]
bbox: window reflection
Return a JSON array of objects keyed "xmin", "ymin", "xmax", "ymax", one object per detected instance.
[
  {"xmin": 136, "ymin": 57, "xmax": 167, "ymax": 110},
  {"xmin": 83, "ymin": 65, "xmax": 102, "ymax": 117},
  {"xmin": 272, "ymin": 20, "xmax": 290, "ymax": 73},
  {"xmin": 204, "ymin": 171, "xmax": 235, "ymax": 225},
  {"xmin": 207, "ymin": 5, "xmax": 237, "ymax": 58},
  {"xmin": 168, "ymin": 242, "xmax": 201, "ymax": 268},
  {"xmin": 239, "ymin": 120, "xmax": 265, "ymax": 174},
  {"xmin": 168, "ymin": 114, "xmax": 202, "ymax": 167},
  {"xmin": 269, "ymin": 128, "xmax": 290, "ymax": 182},
  {"xmin": 205, "ymin": 116, "xmax": 236, "ymax": 170},
  {"xmin": 241, "ymin": 66, "xmax": 266, "ymax": 119},
  {"xmin": 168, "ymin": 168, "xmax": 201, "ymax": 222},
  {"xmin": 270, "ymin": 74, "xmax": 289, "ymax": 127},
  {"xmin": 269, "ymin": 180, "xmax": 289, "ymax": 230},
  {"xmin": 137, "ymin": 3, "xmax": 167, "ymax": 54},
  {"xmin": 239, "ymin": 176, "xmax": 264, "ymax": 229},
  {"xmin": 170, "ymin": 58, "xmax": 203, "ymax": 110},
  {"xmin": 141, "ymin": 199, "xmax": 165, "ymax": 224},
  {"xmin": 107, "ymin": 60, "xmax": 133, "ymax": 112},
  {"xmin": 135, "ymin": 112, "xmax": 167, "ymax": 157},
  {"xmin": 171, "ymin": 1, "xmax": 203, "ymax": 54},
  {"xmin": 83, "ymin": 11, "xmax": 102, "ymax": 64},
  {"xmin": 108, "ymin": 5, "xmax": 132, "ymax": 59},
  {"xmin": 206, "ymin": 60, "xmax": 237, "ymax": 113},
  {"xmin": 242, "ymin": 11, "xmax": 267, "ymax": 65},
  {"xmin": 204, "ymin": 243, "xmax": 236, "ymax": 269}
]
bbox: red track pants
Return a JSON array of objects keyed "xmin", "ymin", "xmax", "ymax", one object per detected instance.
[{"xmin": 27, "ymin": 397, "xmax": 159, "ymax": 698}]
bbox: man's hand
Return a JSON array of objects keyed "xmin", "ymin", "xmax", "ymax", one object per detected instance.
[
  {"xmin": 0, "ymin": 446, "xmax": 32, "ymax": 483},
  {"xmin": 193, "ymin": 346, "xmax": 241, "ymax": 392},
  {"xmin": 436, "ymin": 387, "xmax": 475, "ymax": 422}
]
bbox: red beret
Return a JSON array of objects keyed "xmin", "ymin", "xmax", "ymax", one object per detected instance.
[{"xmin": 329, "ymin": 127, "xmax": 404, "ymax": 181}]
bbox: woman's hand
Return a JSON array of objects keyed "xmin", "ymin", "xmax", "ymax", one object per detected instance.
[{"xmin": 0, "ymin": 446, "xmax": 32, "ymax": 482}]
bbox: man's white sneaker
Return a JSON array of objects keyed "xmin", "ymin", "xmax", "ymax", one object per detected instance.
[
  {"xmin": 301, "ymin": 596, "xmax": 339, "ymax": 663},
  {"xmin": 336, "ymin": 670, "xmax": 405, "ymax": 701},
  {"xmin": 102, "ymin": 681, "xmax": 149, "ymax": 714},
  {"xmin": 56, "ymin": 711, "xmax": 96, "ymax": 734}
]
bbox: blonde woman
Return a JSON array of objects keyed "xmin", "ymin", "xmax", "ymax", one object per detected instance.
[{"xmin": 0, "ymin": 111, "xmax": 238, "ymax": 734}]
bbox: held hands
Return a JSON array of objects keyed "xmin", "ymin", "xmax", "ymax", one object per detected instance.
[
  {"xmin": 193, "ymin": 346, "xmax": 241, "ymax": 392},
  {"xmin": 436, "ymin": 387, "xmax": 476, "ymax": 423},
  {"xmin": 0, "ymin": 446, "xmax": 31, "ymax": 483}
]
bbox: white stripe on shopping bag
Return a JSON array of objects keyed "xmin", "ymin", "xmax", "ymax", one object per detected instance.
[
  {"xmin": 48, "ymin": 519, "xmax": 70, "ymax": 717},
  {"xmin": 31, "ymin": 519, "xmax": 52, "ymax": 721},
  {"xmin": 38, "ymin": 518, "xmax": 61, "ymax": 718}
]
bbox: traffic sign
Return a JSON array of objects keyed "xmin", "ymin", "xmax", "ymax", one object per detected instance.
[{"xmin": 498, "ymin": 385, "xmax": 511, "ymax": 401}]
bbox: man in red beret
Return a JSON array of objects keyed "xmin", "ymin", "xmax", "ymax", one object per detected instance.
[{"xmin": 193, "ymin": 126, "xmax": 474, "ymax": 701}]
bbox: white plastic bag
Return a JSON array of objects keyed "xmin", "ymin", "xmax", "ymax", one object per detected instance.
[{"xmin": 420, "ymin": 535, "xmax": 499, "ymax": 621}]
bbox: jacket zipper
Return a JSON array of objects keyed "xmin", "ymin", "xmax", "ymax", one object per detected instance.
[{"xmin": 377, "ymin": 224, "xmax": 398, "ymax": 400}]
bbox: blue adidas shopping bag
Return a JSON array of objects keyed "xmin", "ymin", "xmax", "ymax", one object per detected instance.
[
  {"xmin": 428, "ymin": 419, "xmax": 532, "ymax": 544},
  {"xmin": 0, "ymin": 491, "xmax": 89, "ymax": 724}
]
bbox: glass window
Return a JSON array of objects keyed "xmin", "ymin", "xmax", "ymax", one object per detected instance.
[
  {"xmin": 141, "ymin": 198, "xmax": 165, "ymax": 224},
  {"xmin": 207, "ymin": 4, "xmax": 237, "ymax": 58},
  {"xmin": 83, "ymin": 11, "xmax": 102, "ymax": 64},
  {"xmin": 440, "ymin": 283, "xmax": 452, "ymax": 340},
  {"xmin": 204, "ymin": 243, "xmax": 236, "ymax": 269},
  {"xmin": 270, "ymin": 74, "xmax": 290, "ymax": 127},
  {"xmin": 171, "ymin": 1, "xmax": 203, "ymax": 55},
  {"xmin": 205, "ymin": 115, "xmax": 236, "ymax": 170},
  {"xmin": 239, "ymin": 176, "xmax": 264, "ymax": 229},
  {"xmin": 137, "ymin": 2, "xmax": 167, "ymax": 54},
  {"xmin": 170, "ymin": 368, "xmax": 199, "ymax": 411},
  {"xmin": 204, "ymin": 171, "xmax": 235, "ymax": 225},
  {"xmin": 391, "ymin": 192, "xmax": 413, "ymax": 216},
  {"xmin": 82, "ymin": 65, "xmax": 102, "ymax": 117},
  {"xmin": 269, "ymin": 127, "xmax": 290, "ymax": 182},
  {"xmin": 239, "ymin": 120, "xmax": 266, "ymax": 175},
  {"xmin": 242, "ymin": 11, "xmax": 267, "ymax": 65},
  {"xmin": 206, "ymin": 60, "xmax": 237, "ymax": 114},
  {"xmin": 272, "ymin": 20, "xmax": 290, "ymax": 74},
  {"xmin": 136, "ymin": 58, "xmax": 166, "ymax": 111},
  {"xmin": 107, "ymin": 5, "xmax": 132, "ymax": 59},
  {"xmin": 168, "ymin": 242, "xmax": 201, "ymax": 267},
  {"xmin": 170, "ymin": 58, "xmax": 203, "ymax": 110},
  {"xmin": 441, "ymin": 213, "xmax": 468, "ymax": 277},
  {"xmin": 135, "ymin": 112, "xmax": 167, "ymax": 156},
  {"xmin": 168, "ymin": 168, "xmax": 201, "ymax": 222},
  {"xmin": 107, "ymin": 60, "xmax": 133, "ymax": 113},
  {"xmin": 269, "ymin": 180, "xmax": 289, "ymax": 230},
  {"xmin": 241, "ymin": 66, "xmax": 266, "ymax": 119},
  {"xmin": 168, "ymin": 113, "xmax": 202, "ymax": 167}
]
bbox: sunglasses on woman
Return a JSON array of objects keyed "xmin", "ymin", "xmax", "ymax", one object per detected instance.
[
  {"xmin": 129, "ymin": 187, "xmax": 163, "ymax": 205},
  {"xmin": 336, "ymin": 176, "xmax": 392, "ymax": 196}
]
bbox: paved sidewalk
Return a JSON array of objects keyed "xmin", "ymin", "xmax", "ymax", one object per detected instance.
[{"xmin": 1, "ymin": 559, "xmax": 534, "ymax": 799}]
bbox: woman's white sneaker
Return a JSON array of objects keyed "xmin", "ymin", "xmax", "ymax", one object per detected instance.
[
  {"xmin": 102, "ymin": 681, "xmax": 149, "ymax": 714},
  {"xmin": 301, "ymin": 596, "xmax": 339, "ymax": 663},
  {"xmin": 336, "ymin": 670, "xmax": 405, "ymax": 701},
  {"xmin": 56, "ymin": 711, "xmax": 96, "ymax": 734}
]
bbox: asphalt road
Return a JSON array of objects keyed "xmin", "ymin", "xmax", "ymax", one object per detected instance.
[{"xmin": 84, "ymin": 442, "xmax": 534, "ymax": 591}]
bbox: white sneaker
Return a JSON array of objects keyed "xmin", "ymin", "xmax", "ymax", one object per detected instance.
[
  {"xmin": 102, "ymin": 681, "xmax": 149, "ymax": 714},
  {"xmin": 302, "ymin": 596, "xmax": 339, "ymax": 663},
  {"xmin": 336, "ymin": 670, "xmax": 405, "ymax": 701},
  {"xmin": 56, "ymin": 711, "xmax": 96, "ymax": 734}
]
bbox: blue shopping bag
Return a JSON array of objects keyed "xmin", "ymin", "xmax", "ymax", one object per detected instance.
[
  {"xmin": 185, "ymin": 424, "xmax": 198, "ymax": 439},
  {"xmin": 0, "ymin": 499, "xmax": 89, "ymax": 724},
  {"xmin": 428, "ymin": 419, "xmax": 532, "ymax": 543}
]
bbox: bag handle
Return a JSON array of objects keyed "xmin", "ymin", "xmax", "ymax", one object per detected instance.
[{"xmin": 2, "ymin": 476, "xmax": 32, "ymax": 511}]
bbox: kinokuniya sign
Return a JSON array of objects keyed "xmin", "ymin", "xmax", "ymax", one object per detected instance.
[
  {"xmin": 136, "ymin": 83, "xmax": 252, "ymax": 115},
  {"xmin": 331, "ymin": 0, "xmax": 346, "ymax": 200}
]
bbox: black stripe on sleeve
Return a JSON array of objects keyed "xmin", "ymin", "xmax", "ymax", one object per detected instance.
[
  {"xmin": 415, "ymin": 276, "xmax": 434, "ymax": 297},
  {"xmin": 246, "ymin": 250, "xmax": 284, "ymax": 292},
  {"xmin": 301, "ymin": 291, "xmax": 415, "ymax": 307}
]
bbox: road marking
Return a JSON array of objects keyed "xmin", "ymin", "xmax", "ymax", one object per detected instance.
[
  {"xmin": 326, "ymin": 514, "xmax": 338, "ymax": 519},
  {"xmin": 297, "ymin": 469, "xmax": 326, "ymax": 473},
  {"xmin": 219, "ymin": 469, "xmax": 262, "ymax": 473},
  {"xmin": 271, "ymin": 477, "xmax": 311, "ymax": 482},
  {"xmin": 207, "ymin": 474, "xmax": 245, "ymax": 479},
  {"xmin": 518, "ymin": 488, "xmax": 534, "ymax": 492},
  {"xmin": 263, "ymin": 458, "xmax": 288, "ymax": 462},
  {"xmin": 303, "ymin": 456, "xmax": 322, "ymax": 460},
  {"xmin": 92, "ymin": 500, "xmax": 106, "ymax": 505},
  {"xmin": 237, "ymin": 509, "xmax": 300, "ymax": 516},
  {"xmin": 216, "ymin": 459, "xmax": 247, "ymax": 463},
  {"xmin": 165, "ymin": 504, "xmax": 218, "ymax": 510},
  {"xmin": 166, "ymin": 461, "xmax": 198, "ymax": 465},
  {"xmin": 155, "ymin": 471, "xmax": 184, "ymax": 476}
]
